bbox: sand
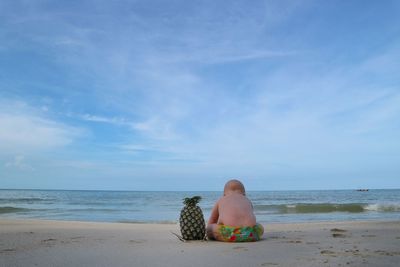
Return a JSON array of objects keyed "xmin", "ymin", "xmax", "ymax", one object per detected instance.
[{"xmin": 1, "ymin": 219, "xmax": 399, "ymax": 267}]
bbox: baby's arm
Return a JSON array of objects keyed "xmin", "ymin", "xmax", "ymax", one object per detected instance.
[
  {"xmin": 207, "ymin": 200, "xmax": 221, "ymax": 240},
  {"xmin": 208, "ymin": 201, "xmax": 219, "ymax": 225}
]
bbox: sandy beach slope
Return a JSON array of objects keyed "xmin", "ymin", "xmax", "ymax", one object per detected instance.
[{"xmin": 1, "ymin": 219, "xmax": 399, "ymax": 267}]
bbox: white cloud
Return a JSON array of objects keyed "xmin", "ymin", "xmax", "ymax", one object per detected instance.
[{"xmin": 0, "ymin": 100, "xmax": 83, "ymax": 153}]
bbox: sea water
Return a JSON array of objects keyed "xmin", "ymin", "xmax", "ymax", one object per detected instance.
[{"xmin": 0, "ymin": 189, "xmax": 399, "ymax": 223}]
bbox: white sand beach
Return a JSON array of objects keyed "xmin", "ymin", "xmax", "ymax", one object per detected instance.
[{"xmin": 1, "ymin": 219, "xmax": 399, "ymax": 267}]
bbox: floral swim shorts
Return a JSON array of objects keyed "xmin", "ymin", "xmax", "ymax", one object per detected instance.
[{"xmin": 217, "ymin": 223, "xmax": 263, "ymax": 242}]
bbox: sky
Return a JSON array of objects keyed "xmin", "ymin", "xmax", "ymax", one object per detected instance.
[{"xmin": 0, "ymin": 0, "xmax": 399, "ymax": 191}]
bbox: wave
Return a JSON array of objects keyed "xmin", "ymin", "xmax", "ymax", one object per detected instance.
[
  {"xmin": 364, "ymin": 204, "xmax": 400, "ymax": 212},
  {"xmin": 0, "ymin": 198, "xmax": 55, "ymax": 203},
  {"xmin": 254, "ymin": 203, "xmax": 400, "ymax": 214},
  {"xmin": 0, "ymin": 206, "xmax": 31, "ymax": 214}
]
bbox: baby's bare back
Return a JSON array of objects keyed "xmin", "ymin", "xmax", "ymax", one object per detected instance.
[{"xmin": 218, "ymin": 194, "xmax": 257, "ymax": 226}]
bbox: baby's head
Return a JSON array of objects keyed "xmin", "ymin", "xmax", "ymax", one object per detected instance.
[{"xmin": 223, "ymin": 179, "xmax": 246, "ymax": 196}]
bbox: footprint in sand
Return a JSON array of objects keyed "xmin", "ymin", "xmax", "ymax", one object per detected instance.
[
  {"xmin": 40, "ymin": 238, "xmax": 57, "ymax": 247},
  {"xmin": 330, "ymin": 228, "xmax": 347, "ymax": 238},
  {"xmin": 374, "ymin": 250, "xmax": 400, "ymax": 256},
  {"xmin": 332, "ymin": 233, "xmax": 346, "ymax": 238},
  {"xmin": 233, "ymin": 246, "xmax": 248, "ymax": 251},
  {"xmin": 70, "ymin": 236, "xmax": 84, "ymax": 240},
  {"xmin": 320, "ymin": 250, "xmax": 337, "ymax": 257},
  {"xmin": 306, "ymin": 241, "xmax": 320, "ymax": 245},
  {"xmin": 1, "ymin": 248, "xmax": 16, "ymax": 253},
  {"xmin": 70, "ymin": 236, "xmax": 85, "ymax": 242},
  {"xmin": 330, "ymin": 228, "xmax": 347, "ymax": 232},
  {"xmin": 269, "ymin": 236, "xmax": 286, "ymax": 239},
  {"xmin": 129, "ymin": 239, "xmax": 146, "ymax": 244},
  {"xmin": 41, "ymin": 238, "xmax": 57, "ymax": 243},
  {"xmin": 285, "ymin": 240, "xmax": 302, "ymax": 244}
]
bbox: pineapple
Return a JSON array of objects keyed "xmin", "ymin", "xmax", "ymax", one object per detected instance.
[{"xmin": 179, "ymin": 196, "xmax": 206, "ymax": 240}]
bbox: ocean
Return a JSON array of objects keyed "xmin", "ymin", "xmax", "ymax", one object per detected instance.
[{"xmin": 1, "ymin": 189, "xmax": 399, "ymax": 223}]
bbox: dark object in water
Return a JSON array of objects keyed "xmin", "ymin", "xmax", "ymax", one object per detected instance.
[{"xmin": 356, "ymin": 189, "xmax": 369, "ymax": 192}]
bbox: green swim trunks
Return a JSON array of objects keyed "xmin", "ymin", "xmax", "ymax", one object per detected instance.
[{"xmin": 217, "ymin": 223, "xmax": 263, "ymax": 242}]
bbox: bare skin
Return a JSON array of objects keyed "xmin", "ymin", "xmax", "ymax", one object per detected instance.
[{"xmin": 206, "ymin": 179, "xmax": 264, "ymax": 241}]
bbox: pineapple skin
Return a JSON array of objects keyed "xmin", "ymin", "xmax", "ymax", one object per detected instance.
[{"xmin": 180, "ymin": 203, "xmax": 206, "ymax": 240}]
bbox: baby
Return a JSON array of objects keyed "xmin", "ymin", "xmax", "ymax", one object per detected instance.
[{"xmin": 206, "ymin": 179, "xmax": 264, "ymax": 242}]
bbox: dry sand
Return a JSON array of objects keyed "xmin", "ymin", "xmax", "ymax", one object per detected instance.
[{"xmin": 1, "ymin": 219, "xmax": 399, "ymax": 267}]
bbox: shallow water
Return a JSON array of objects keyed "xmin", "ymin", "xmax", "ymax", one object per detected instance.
[{"xmin": 1, "ymin": 189, "xmax": 399, "ymax": 223}]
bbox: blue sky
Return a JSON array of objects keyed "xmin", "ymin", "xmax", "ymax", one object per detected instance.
[{"xmin": 1, "ymin": 0, "xmax": 399, "ymax": 191}]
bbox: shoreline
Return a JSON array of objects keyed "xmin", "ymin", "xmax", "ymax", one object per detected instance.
[
  {"xmin": 1, "ymin": 215, "xmax": 398, "ymax": 225},
  {"xmin": 1, "ymin": 219, "xmax": 399, "ymax": 267},
  {"xmin": 1, "ymin": 217, "xmax": 399, "ymax": 224}
]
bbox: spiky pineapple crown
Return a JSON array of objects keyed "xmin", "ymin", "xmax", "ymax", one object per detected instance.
[{"xmin": 183, "ymin": 196, "xmax": 201, "ymax": 206}]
